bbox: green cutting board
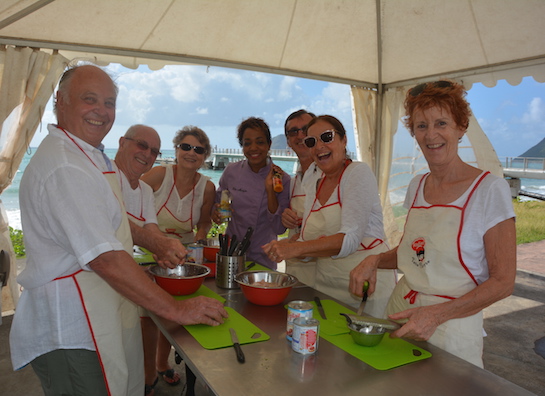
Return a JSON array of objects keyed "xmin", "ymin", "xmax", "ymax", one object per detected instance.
[
  {"xmin": 321, "ymin": 332, "xmax": 431, "ymax": 370},
  {"xmin": 309, "ymin": 299, "xmax": 354, "ymax": 336},
  {"xmin": 174, "ymin": 286, "xmax": 270, "ymax": 349},
  {"xmin": 183, "ymin": 307, "xmax": 270, "ymax": 349}
]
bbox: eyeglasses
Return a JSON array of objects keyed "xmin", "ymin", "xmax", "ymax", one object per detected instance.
[
  {"xmin": 303, "ymin": 130, "xmax": 336, "ymax": 148},
  {"xmin": 410, "ymin": 80, "xmax": 453, "ymax": 97},
  {"xmin": 177, "ymin": 143, "xmax": 206, "ymax": 155},
  {"xmin": 124, "ymin": 137, "xmax": 161, "ymax": 157},
  {"xmin": 286, "ymin": 127, "xmax": 307, "ymax": 137}
]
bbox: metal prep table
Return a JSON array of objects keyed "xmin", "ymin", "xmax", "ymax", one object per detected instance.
[{"xmin": 151, "ymin": 278, "xmax": 534, "ymax": 396}]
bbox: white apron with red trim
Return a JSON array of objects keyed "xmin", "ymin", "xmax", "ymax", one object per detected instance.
[
  {"xmin": 389, "ymin": 172, "xmax": 489, "ymax": 367},
  {"xmin": 155, "ymin": 166, "xmax": 208, "ymax": 243},
  {"xmin": 124, "ymin": 185, "xmax": 152, "ymax": 319},
  {"xmin": 285, "ymin": 174, "xmax": 317, "ymax": 287},
  {"xmin": 71, "ymin": 171, "xmax": 144, "ymax": 395},
  {"xmin": 301, "ymin": 178, "xmax": 395, "ymax": 318}
]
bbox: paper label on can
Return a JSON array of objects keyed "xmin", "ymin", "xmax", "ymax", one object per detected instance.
[
  {"xmin": 292, "ymin": 317, "xmax": 319, "ymax": 354},
  {"xmin": 186, "ymin": 244, "xmax": 203, "ymax": 264},
  {"xmin": 286, "ymin": 301, "xmax": 313, "ymax": 341}
]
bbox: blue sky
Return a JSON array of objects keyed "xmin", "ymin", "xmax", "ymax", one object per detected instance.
[{"xmin": 32, "ymin": 64, "xmax": 544, "ymax": 159}]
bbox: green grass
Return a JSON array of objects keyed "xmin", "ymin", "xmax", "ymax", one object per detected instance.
[
  {"xmin": 8, "ymin": 199, "xmax": 544, "ymax": 258},
  {"xmin": 513, "ymin": 199, "xmax": 545, "ymax": 245},
  {"xmin": 9, "ymin": 227, "xmax": 25, "ymax": 258}
]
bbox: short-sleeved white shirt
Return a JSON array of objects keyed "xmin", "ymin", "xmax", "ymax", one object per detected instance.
[{"xmin": 10, "ymin": 125, "xmax": 126, "ymax": 370}]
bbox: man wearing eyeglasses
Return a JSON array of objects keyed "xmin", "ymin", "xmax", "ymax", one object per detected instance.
[
  {"xmin": 281, "ymin": 110, "xmax": 322, "ymax": 286},
  {"xmin": 10, "ymin": 65, "xmax": 227, "ymax": 396},
  {"xmin": 114, "ymin": 125, "xmax": 187, "ymax": 264},
  {"xmin": 115, "ymin": 124, "xmax": 187, "ymax": 395}
]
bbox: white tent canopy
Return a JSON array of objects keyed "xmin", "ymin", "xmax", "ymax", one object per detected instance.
[
  {"xmin": 1, "ymin": 0, "xmax": 545, "ymax": 87},
  {"xmin": 0, "ymin": 0, "xmax": 544, "ymax": 237}
]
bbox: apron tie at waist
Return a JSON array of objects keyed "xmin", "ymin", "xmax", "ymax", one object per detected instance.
[
  {"xmin": 360, "ymin": 238, "xmax": 383, "ymax": 250},
  {"xmin": 404, "ymin": 289, "xmax": 419, "ymax": 304},
  {"xmin": 165, "ymin": 228, "xmax": 191, "ymax": 239},
  {"xmin": 404, "ymin": 289, "xmax": 457, "ymax": 304},
  {"xmin": 54, "ymin": 269, "xmax": 83, "ymax": 281}
]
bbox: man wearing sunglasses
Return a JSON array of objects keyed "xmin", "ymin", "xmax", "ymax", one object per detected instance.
[
  {"xmin": 115, "ymin": 124, "xmax": 189, "ymax": 394},
  {"xmin": 281, "ymin": 110, "xmax": 322, "ymax": 287}
]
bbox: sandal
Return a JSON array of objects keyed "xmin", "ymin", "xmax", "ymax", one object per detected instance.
[
  {"xmin": 145, "ymin": 377, "xmax": 158, "ymax": 396},
  {"xmin": 157, "ymin": 368, "xmax": 181, "ymax": 386}
]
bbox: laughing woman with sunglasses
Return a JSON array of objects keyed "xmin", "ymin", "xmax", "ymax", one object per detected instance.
[
  {"xmin": 349, "ymin": 81, "xmax": 516, "ymax": 367},
  {"xmin": 263, "ymin": 115, "xmax": 397, "ymax": 317},
  {"xmin": 141, "ymin": 126, "xmax": 215, "ymax": 243}
]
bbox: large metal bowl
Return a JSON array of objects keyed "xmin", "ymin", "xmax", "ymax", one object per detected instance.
[
  {"xmin": 150, "ymin": 264, "xmax": 210, "ymax": 295},
  {"xmin": 235, "ymin": 271, "xmax": 298, "ymax": 306},
  {"xmin": 348, "ymin": 323, "xmax": 387, "ymax": 347}
]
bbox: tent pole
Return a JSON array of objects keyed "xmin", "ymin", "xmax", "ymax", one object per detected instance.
[{"xmin": 373, "ymin": 0, "xmax": 383, "ymax": 175}]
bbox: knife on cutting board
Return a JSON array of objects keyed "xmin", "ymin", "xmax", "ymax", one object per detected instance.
[
  {"xmin": 314, "ymin": 296, "xmax": 327, "ymax": 320},
  {"xmin": 356, "ymin": 281, "xmax": 369, "ymax": 316},
  {"xmin": 229, "ymin": 328, "xmax": 245, "ymax": 363}
]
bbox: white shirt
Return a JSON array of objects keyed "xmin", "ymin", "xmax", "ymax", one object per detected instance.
[
  {"xmin": 116, "ymin": 166, "xmax": 157, "ymax": 225},
  {"xmin": 10, "ymin": 124, "xmax": 126, "ymax": 369},
  {"xmin": 302, "ymin": 161, "xmax": 385, "ymax": 258},
  {"xmin": 404, "ymin": 172, "xmax": 515, "ymax": 284}
]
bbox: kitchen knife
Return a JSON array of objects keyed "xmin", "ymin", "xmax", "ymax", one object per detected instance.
[
  {"xmin": 228, "ymin": 235, "xmax": 238, "ymax": 256},
  {"xmin": 219, "ymin": 234, "xmax": 226, "ymax": 255},
  {"xmin": 314, "ymin": 296, "xmax": 327, "ymax": 320},
  {"xmin": 356, "ymin": 281, "xmax": 369, "ymax": 316},
  {"xmin": 229, "ymin": 328, "xmax": 245, "ymax": 363},
  {"xmin": 238, "ymin": 238, "xmax": 251, "ymax": 256},
  {"xmin": 236, "ymin": 227, "xmax": 254, "ymax": 255}
]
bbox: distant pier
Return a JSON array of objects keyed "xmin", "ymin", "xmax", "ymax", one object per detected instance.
[
  {"xmin": 155, "ymin": 148, "xmax": 300, "ymax": 172},
  {"xmin": 518, "ymin": 190, "xmax": 545, "ymax": 201},
  {"xmin": 207, "ymin": 148, "xmax": 299, "ymax": 170},
  {"xmin": 501, "ymin": 157, "xmax": 545, "ymax": 200},
  {"xmin": 155, "ymin": 148, "xmax": 358, "ymax": 170}
]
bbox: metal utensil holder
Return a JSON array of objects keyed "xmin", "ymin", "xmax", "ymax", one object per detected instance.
[{"xmin": 215, "ymin": 254, "xmax": 245, "ymax": 289}]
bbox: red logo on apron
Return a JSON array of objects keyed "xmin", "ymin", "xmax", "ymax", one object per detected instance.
[{"xmin": 411, "ymin": 238, "xmax": 427, "ymax": 267}]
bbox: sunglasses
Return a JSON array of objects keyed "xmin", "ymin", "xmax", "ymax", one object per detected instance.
[
  {"xmin": 124, "ymin": 137, "xmax": 161, "ymax": 157},
  {"xmin": 178, "ymin": 142, "xmax": 206, "ymax": 155},
  {"xmin": 303, "ymin": 130, "xmax": 336, "ymax": 148},
  {"xmin": 286, "ymin": 126, "xmax": 307, "ymax": 137},
  {"xmin": 410, "ymin": 80, "xmax": 453, "ymax": 97}
]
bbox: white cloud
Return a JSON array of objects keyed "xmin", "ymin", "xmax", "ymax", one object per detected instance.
[{"xmin": 521, "ymin": 97, "xmax": 544, "ymax": 124}]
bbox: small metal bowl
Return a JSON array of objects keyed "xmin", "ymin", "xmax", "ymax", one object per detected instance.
[
  {"xmin": 235, "ymin": 271, "xmax": 298, "ymax": 306},
  {"xmin": 348, "ymin": 323, "xmax": 387, "ymax": 347}
]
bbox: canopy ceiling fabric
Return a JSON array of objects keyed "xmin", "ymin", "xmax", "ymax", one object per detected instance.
[
  {"xmin": 0, "ymin": 0, "xmax": 544, "ymax": 88},
  {"xmin": 0, "ymin": 46, "xmax": 67, "ymax": 195}
]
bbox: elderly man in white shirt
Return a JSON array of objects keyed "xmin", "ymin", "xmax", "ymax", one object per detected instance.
[
  {"xmin": 114, "ymin": 124, "xmax": 185, "ymax": 395},
  {"xmin": 10, "ymin": 64, "xmax": 227, "ymax": 396}
]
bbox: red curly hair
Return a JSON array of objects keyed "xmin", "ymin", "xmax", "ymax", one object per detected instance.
[{"xmin": 403, "ymin": 80, "xmax": 471, "ymax": 136}]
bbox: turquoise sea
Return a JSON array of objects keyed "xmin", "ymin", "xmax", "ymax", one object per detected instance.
[
  {"xmin": 1, "ymin": 148, "xmax": 299, "ymax": 230},
  {"xmin": 3, "ymin": 148, "xmax": 545, "ymax": 230}
]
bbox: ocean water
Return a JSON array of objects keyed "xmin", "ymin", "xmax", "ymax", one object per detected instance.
[
  {"xmin": 3, "ymin": 149, "xmax": 544, "ymax": 230},
  {"xmin": 0, "ymin": 149, "xmax": 298, "ymax": 230}
]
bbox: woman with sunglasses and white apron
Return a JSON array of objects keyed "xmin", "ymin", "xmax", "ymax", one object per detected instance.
[
  {"xmin": 349, "ymin": 81, "xmax": 516, "ymax": 367},
  {"xmin": 142, "ymin": 126, "xmax": 216, "ymax": 244},
  {"xmin": 263, "ymin": 115, "xmax": 397, "ymax": 318}
]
